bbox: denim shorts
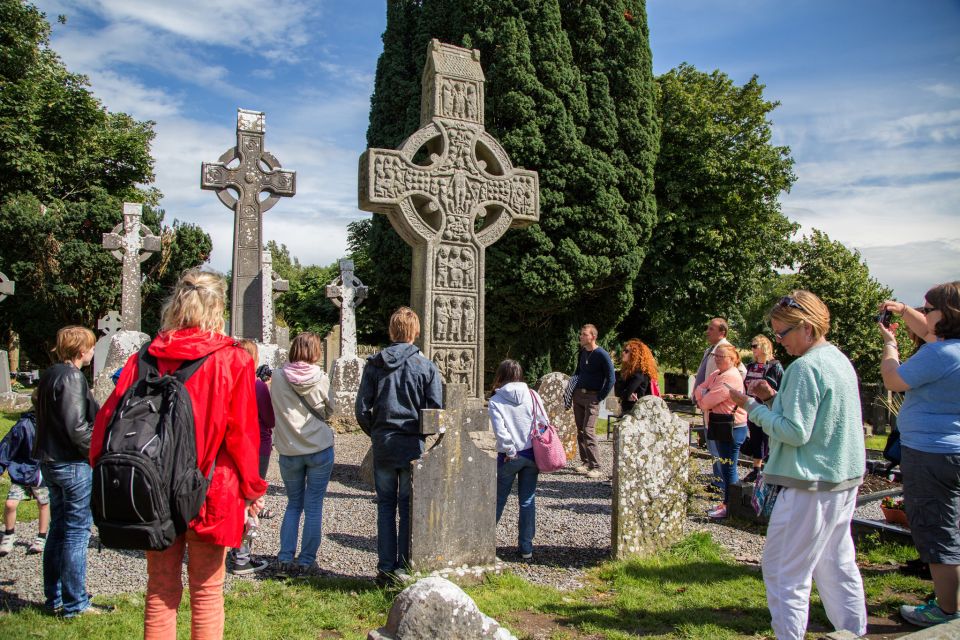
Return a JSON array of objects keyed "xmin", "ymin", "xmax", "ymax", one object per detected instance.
[
  {"xmin": 902, "ymin": 446, "xmax": 960, "ymax": 565},
  {"xmin": 7, "ymin": 482, "xmax": 50, "ymax": 505}
]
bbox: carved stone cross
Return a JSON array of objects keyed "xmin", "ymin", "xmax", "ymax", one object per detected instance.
[
  {"xmin": 102, "ymin": 203, "xmax": 160, "ymax": 332},
  {"xmin": 201, "ymin": 109, "xmax": 296, "ymax": 340},
  {"xmin": 98, "ymin": 310, "xmax": 122, "ymax": 336},
  {"xmin": 359, "ymin": 39, "xmax": 540, "ymax": 398},
  {"xmin": 261, "ymin": 251, "xmax": 289, "ymax": 344},
  {"xmin": 0, "ymin": 271, "xmax": 14, "ymax": 303},
  {"xmin": 325, "ymin": 259, "xmax": 368, "ymax": 359}
]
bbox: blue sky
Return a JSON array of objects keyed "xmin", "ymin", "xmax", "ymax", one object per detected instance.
[{"xmin": 32, "ymin": 0, "xmax": 959, "ymax": 305}]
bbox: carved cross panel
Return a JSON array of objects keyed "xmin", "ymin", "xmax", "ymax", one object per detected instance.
[
  {"xmin": 102, "ymin": 203, "xmax": 160, "ymax": 332},
  {"xmin": 359, "ymin": 40, "xmax": 540, "ymax": 398},
  {"xmin": 0, "ymin": 271, "xmax": 14, "ymax": 303},
  {"xmin": 325, "ymin": 258, "xmax": 368, "ymax": 358},
  {"xmin": 201, "ymin": 109, "xmax": 296, "ymax": 340}
]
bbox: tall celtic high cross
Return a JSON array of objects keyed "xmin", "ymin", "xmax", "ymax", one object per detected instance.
[
  {"xmin": 326, "ymin": 259, "xmax": 368, "ymax": 359},
  {"xmin": 102, "ymin": 203, "xmax": 160, "ymax": 332},
  {"xmin": 359, "ymin": 39, "xmax": 540, "ymax": 397},
  {"xmin": 201, "ymin": 109, "xmax": 296, "ymax": 339}
]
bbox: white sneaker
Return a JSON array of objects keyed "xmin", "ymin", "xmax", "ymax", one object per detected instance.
[
  {"xmin": 27, "ymin": 536, "xmax": 45, "ymax": 555},
  {"xmin": 586, "ymin": 468, "xmax": 603, "ymax": 479},
  {"xmin": 0, "ymin": 533, "xmax": 15, "ymax": 556},
  {"xmin": 572, "ymin": 464, "xmax": 589, "ymax": 474}
]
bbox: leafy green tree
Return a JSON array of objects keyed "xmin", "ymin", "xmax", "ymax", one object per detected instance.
[
  {"xmin": 0, "ymin": 0, "xmax": 154, "ymax": 204},
  {"xmin": 0, "ymin": 192, "xmax": 211, "ymax": 365},
  {"xmin": 626, "ymin": 64, "xmax": 797, "ymax": 372}
]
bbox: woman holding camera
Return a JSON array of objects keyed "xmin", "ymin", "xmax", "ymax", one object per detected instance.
[
  {"xmin": 879, "ymin": 281, "xmax": 960, "ymax": 628},
  {"xmin": 729, "ymin": 290, "xmax": 866, "ymax": 640}
]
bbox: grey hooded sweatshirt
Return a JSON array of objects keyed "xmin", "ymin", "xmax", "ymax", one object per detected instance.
[{"xmin": 355, "ymin": 342, "xmax": 443, "ymax": 467}]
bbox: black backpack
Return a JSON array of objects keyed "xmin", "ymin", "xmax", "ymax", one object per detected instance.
[{"xmin": 92, "ymin": 344, "xmax": 221, "ymax": 551}]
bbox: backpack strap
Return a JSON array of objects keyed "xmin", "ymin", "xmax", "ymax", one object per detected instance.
[{"xmin": 136, "ymin": 344, "xmax": 221, "ymax": 384}]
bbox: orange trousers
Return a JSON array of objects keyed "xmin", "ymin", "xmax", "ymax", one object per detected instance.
[{"xmin": 144, "ymin": 531, "xmax": 228, "ymax": 640}]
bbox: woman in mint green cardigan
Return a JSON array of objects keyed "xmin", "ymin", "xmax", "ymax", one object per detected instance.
[{"xmin": 730, "ymin": 291, "xmax": 866, "ymax": 640}]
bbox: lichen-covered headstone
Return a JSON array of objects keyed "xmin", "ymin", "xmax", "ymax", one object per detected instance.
[
  {"xmin": 534, "ymin": 372, "xmax": 578, "ymax": 461},
  {"xmin": 410, "ymin": 383, "xmax": 496, "ymax": 573},
  {"xmin": 261, "ymin": 251, "xmax": 289, "ymax": 344},
  {"xmin": 93, "ymin": 310, "xmax": 121, "ymax": 378},
  {"xmin": 201, "ymin": 108, "xmax": 296, "ymax": 340},
  {"xmin": 359, "ymin": 39, "xmax": 539, "ymax": 398},
  {"xmin": 92, "ymin": 330, "xmax": 150, "ymax": 405},
  {"xmin": 612, "ymin": 396, "xmax": 690, "ymax": 559},
  {"xmin": 329, "ymin": 355, "xmax": 364, "ymax": 433},
  {"xmin": 367, "ymin": 577, "xmax": 516, "ymax": 640}
]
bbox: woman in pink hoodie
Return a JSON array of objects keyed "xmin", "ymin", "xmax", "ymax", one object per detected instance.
[
  {"xmin": 268, "ymin": 332, "xmax": 334, "ymax": 576},
  {"xmin": 694, "ymin": 343, "xmax": 747, "ymax": 519}
]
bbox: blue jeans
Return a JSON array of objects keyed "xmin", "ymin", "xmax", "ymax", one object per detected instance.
[
  {"xmin": 41, "ymin": 461, "xmax": 92, "ymax": 615},
  {"xmin": 373, "ymin": 464, "xmax": 412, "ymax": 575},
  {"xmin": 495, "ymin": 454, "xmax": 539, "ymax": 555},
  {"xmin": 277, "ymin": 447, "xmax": 334, "ymax": 566},
  {"xmin": 715, "ymin": 426, "xmax": 748, "ymax": 505}
]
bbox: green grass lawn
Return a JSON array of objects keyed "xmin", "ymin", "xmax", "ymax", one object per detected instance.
[
  {"xmin": 0, "ymin": 532, "xmax": 931, "ymax": 639},
  {"xmin": 865, "ymin": 434, "xmax": 891, "ymax": 451}
]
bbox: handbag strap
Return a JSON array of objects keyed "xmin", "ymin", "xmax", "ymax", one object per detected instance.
[{"xmin": 528, "ymin": 389, "xmax": 549, "ymax": 438}]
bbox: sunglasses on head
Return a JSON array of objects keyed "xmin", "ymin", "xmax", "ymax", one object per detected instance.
[{"xmin": 778, "ymin": 296, "xmax": 805, "ymax": 311}]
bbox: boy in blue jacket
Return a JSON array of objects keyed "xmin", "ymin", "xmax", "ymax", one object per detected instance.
[{"xmin": 0, "ymin": 412, "xmax": 50, "ymax": 555}]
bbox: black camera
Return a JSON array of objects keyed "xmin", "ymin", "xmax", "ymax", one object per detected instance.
[{"xmin": 876, "ymin": 309, "xmax": 893, "ymax": 327}]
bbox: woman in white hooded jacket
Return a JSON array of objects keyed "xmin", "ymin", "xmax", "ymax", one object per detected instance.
[
  {"xmin": 489, "ymin": 359, "xmax": 544, "ymax": 561},
  {"xmin": 270, "ymin": 332, "xmax": 334, "ymax": 575}
]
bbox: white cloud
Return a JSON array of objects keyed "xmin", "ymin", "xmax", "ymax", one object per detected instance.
[{"xmin": 857, "ymin": 239, "xmax": 960, "ymax": 304}]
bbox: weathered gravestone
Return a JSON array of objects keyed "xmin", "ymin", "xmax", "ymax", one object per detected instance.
[
  {"xmin": 102, "ymin": 203, "xmax": 160, "ymax": 332},
  {"xmin": 410, "ymin": 383, "xmax": 497, "ymax": 576},
  {"xmin": 93, "ymin": 310, "xmax": 121, "ymax": 378},
  {"xmin": 92, "ymin": 330, "xmax": 150, "ymax": 405},
  {"xmin": 327, "ymin": 259, "xmax": 368, "ymax": 432},
  {"xmin": 0, "ymin": 271, "xmax": 13, "ymax": 302},
  {"xmin": 201, "ymin": 108, "xmax": 296, "ymax": 340},
  {"xmin": 261, "ymin": 251, "xmax": 289, "ymax": 345},
  {"xmin": 367, "ymin": 577, "xmax": 516, "ymax": 640},
  {"xmin": 534, "ymin": 372, "xmax": 578, "ymax": 461},
  {"xmin": 612, "ymin": 396, "xmax": 690, "ymax": 559},
  {"xmin": 0, "ymin": 272, "xmax": 13, "ymax": 397},
  {"xmin": 359, "ymin": 39, "xmax": 540, "ymax": 398}
]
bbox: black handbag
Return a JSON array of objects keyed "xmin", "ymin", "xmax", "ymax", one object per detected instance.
[{"xmin": 707, "ymin": 412, "xmax": 735, "ymax": 442}]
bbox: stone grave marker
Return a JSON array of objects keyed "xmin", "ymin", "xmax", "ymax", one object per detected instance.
[
  {"xmin": 0, "ymin": 272, "xmax": 13, "ymax": 397},
  {"xmin": 410, "ymin": 383, "xmax": 497, "ymax": 575},
  {"xmin": 93, "ymin": 310, "xmax": 122, "ymax": 378},
  {"xmin": 0, "ymin": 271, "xmax": 14, "ymax": 302},
  {"xmin": 201, "ymin": 108, "xmax": 296, "ymax": 340},
  {"xmin": 534, "ymin": 372, "xmax": 578, "ymax": 461},
  {"xmin": 261, "ymin": 251, "xmax": 289, "ymax": 344},
  {"xmin": 612, "ymin": 396, "xmax": 690, "ymax": 559},
  {"xmin": 326, "ymin": 259, "xmax": 369, "ymax": 431},
  {"xmin": 102, "ymin": 203, "xmax": 160, "ymax": 332},
  {"xmin": 359, "ymin": 39, "xmax": 540, "ymax": 398},
  {"xmin": 92, "ymin": 330, "xmax": 150, "ymax": 405}
]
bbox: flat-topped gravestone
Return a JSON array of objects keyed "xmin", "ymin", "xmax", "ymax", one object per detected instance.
[
  {"xmin": 359, "ymin": 39, "xmax": 540, "ymax": 398},
  {"xmin": 93, "ymin": 310, "xmax": 122, "ymax": 378},
  {"xmin": 261, "ymin": 251, "xmax": 289, "ymax": 344},
  {"xmin": 410, "ymin": 383, "xmax": 496, "ymax": 573},
  {"xmin": 534, "ymin": 372, "xmax": 578, "ymax": 461},
  {"xmin": 102, "ymin": 203, "xmax": 160, "ymax": 332},
  {"xmin": 202, "ymin": 108, "xmax": 296, "ymax": 340},
  {"xmin": 612, "ymin": 396, "xmax": 690, "ymax": 559}
]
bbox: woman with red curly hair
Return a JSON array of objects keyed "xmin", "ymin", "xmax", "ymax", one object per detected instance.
[{"xmin": 615, "ymin": 339, "xmax": 658, "ymax": 414}]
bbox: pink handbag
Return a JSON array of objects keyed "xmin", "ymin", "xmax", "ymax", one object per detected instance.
[{"xmin": 528, "ymin": 389, "xmax": 566, "ymax": 473}]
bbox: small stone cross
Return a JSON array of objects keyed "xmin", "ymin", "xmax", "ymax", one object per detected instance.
[
  {"xmin": 0, "ymin": 271, "xmax": 14, "ymax": 303},
  {"xmin": 359, "ymin": 39, "xmax": 540, "ymax": 398},
  {"xmin": 325, "ymin": 259, "xmax": 368, "ymax": 358},
  {"xmin": 261, "ymin": 251, "xmax": 290, "ymax": 344},
  {"xmin": 102, "ymin": 203, "xmax": 160, "ymax": 332},
  {"xmin": 98, "ymin": 310, "xmax": 122, "ymax": 336},
  {"xmin": 201, "ymin": 109, "xmax": 296, "ymax": 340}
]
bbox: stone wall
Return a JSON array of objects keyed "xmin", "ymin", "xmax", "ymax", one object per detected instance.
[{"xmin": 611, "ymin": 396, "xmax": 690, "ymax": 559}]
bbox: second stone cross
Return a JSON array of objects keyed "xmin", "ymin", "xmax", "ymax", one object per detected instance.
[{"xmin": 102, "ymin": 203, "xmax": 160, "ymax": 332}]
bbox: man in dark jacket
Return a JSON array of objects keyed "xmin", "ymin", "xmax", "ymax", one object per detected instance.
[{"xmin": 356, "ymin": 307, "xmax": 442, "ymax": 585}]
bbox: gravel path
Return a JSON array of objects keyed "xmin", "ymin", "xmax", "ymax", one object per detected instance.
[{"xmin": 0, "ymin": 432, "xmax": 901, "ymax": 609}]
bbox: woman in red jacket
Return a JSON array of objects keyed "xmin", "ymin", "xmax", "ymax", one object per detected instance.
[{"xmin": 91, "ymin": 270, "xmax": 266, "ymax": 639}]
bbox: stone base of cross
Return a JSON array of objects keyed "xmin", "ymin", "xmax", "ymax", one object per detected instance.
[{"xmin": 408, "ymin": 383, "xmax": 496, "ymax": 572}]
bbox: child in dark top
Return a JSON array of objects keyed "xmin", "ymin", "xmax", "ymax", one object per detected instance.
[{"xmin": 0, "ymin": 412, "xmax": 50, "ymax": 556}]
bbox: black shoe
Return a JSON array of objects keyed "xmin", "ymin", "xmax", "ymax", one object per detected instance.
[
  {"xmin": 743, "ymin": 469, "xmax": 759, "ymax": 484},
  {"xmin": 231, "ymin": 558, "xmax": 269, "ymax": 576}
]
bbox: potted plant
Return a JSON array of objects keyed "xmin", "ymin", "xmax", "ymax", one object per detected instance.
[{"xmin": 881, "ymin": 495, "xmax": 909, "ymax": 527}]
